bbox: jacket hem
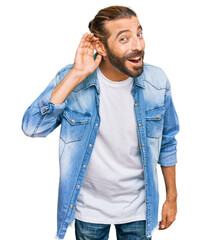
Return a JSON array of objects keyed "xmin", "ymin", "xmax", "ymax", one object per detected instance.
[
  {"xmin": 147, "ymin": 222, "xmax": 159, "ymax": 238},
  {"xmin": 55, "ymin": 232, "xmax": 64, "ymax": 240}
]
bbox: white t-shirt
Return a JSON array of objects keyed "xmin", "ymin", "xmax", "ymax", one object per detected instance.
[{"xmin": 75, "ymin": 67, "xmax": 146, "ymax": 224}]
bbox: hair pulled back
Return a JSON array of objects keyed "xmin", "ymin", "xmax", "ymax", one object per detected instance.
[{"xmin": 88, "ymin": 5, "xmax": 137, "ymax": 46}]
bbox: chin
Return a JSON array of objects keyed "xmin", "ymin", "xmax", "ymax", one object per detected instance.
[{"xmin": 124, "ymin": 63, "xmax": 144, "ymax": 78}]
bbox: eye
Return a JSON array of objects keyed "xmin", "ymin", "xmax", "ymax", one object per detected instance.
[
  {"xmin": 120, "ymin": 37, "xmax": 128, "ymax": 42},
  {"xmin": 137, "ymin": 32, "xmax": 143, "ymax": 38},
  {"xmin": 120, "ymin": 37, "xmax": 126, "ymax": 41}
]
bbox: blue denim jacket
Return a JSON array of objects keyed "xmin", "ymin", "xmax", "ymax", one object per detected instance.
[{"xmin": 22, "ymin": 53, "xmax": 179, "ymax": 239}]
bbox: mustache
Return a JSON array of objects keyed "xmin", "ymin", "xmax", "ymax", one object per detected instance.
[{"xmin": 125, "ymin": 50, "xmax": 145, "ymax": 59}]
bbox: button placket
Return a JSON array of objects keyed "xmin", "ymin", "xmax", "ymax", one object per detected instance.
[
  {"xmin": 135, "ymin": 102, "xmax": 145, "ymax": 149},
  {"xmin": 82, "ymin": 116, "xmax": 99, "ymax": 173},
  {"xmin": 132, "ymin": 88, "xmax": 151, "ymax": 234}
]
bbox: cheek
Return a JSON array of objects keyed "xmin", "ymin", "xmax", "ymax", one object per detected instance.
[
  {"xmin": 108, "ymin": 39, "xmax": 130, "ymax": 57},
  {"xmin": 115, "ymin": 45, "xmax": 128, "ymax": 57},
  {"xmin": 113, "ymin": 41, "xmax": 129, "ymax": 53}
]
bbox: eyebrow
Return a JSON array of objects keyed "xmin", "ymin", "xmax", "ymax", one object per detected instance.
[{"xmin": 115, "ymin": 25, "xmax": 143, "ymax": 39}]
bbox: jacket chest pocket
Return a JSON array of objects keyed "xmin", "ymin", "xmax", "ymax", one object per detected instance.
[
  {"xmin": 60, "ymin": 108, "xmax": 91, "ymax": 144},
  {"xmin": 145, "ymin": 106, "xmax": 165, "ymax": 138}
]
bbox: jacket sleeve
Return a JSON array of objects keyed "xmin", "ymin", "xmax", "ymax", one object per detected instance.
[
  {"xmin": 158, "ymin": 78, "xmax": 180, "ymax": 167},
  {"xmin": 21, "ymin": 65, "xmax": 72, "ymax": 137}
]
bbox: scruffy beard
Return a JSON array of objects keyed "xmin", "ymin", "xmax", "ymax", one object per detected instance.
[{"xmin": 105, "ymin": 42, "xmax": 144, "ymax": 78}]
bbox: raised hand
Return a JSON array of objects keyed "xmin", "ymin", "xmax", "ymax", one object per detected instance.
[{"xmin": 72, "ymin": 32, "xmax": 102, "ymax": 77}]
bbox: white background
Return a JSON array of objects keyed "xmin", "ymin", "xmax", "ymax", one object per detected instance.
[{"xmin": 1, "ymin": 0, "xmax": 201, "ymax": 239}]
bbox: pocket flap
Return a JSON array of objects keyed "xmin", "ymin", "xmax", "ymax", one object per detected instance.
[
  {"xmin": 146, "ymin": 106, "xmax": 165, "ymax": 120},
  {"xmin": 63, "ymin": 108, "xmax": 91, "ymax": 125}
]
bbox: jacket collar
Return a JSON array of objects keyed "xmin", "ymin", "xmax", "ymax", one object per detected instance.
[{"xmin": 72, "ymin": 52, "xmax": 145, "ymax": 93}]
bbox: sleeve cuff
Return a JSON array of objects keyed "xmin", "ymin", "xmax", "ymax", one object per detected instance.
[
  {"xmin": 158, "ymin": 151, "xmax": 177, "ymax": 167},
  {"xmin": 39, "ymin": 89, "xmax": 67, "ymax": 116}
]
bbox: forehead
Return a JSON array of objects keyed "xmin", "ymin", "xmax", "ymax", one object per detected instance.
[{"xmin": 104, "ymin": 16, "xmax": 141, "ymax": 39}]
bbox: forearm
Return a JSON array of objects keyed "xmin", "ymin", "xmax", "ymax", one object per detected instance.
[
  {"xmin": 50, "ymin": 69, "xmax": 88, "ymax": 105},
  {"xmin": 22, "ymin": 68, "xmax": 86, "ymax": 137},
  {"xmin": 161, "ymin": 165, "xmax": 177, "ymax": 200}
]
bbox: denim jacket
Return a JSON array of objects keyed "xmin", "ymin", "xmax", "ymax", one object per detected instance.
[{"xmin": 22, "ymin": 53, "xmax": 179, "ymax": 239}]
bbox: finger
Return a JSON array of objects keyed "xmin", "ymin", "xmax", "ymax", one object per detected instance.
[
  {"xmin": 90, "ymin": 36, "xmax": 100, "ymax": 49},
  {"xmin": 83, "ymin": 33, "xmax": 94, "ymax": 48},
  {"xmin": 91, "ymin": 35, "xmax": 99, "ymax": 40},
  {"xmin": 87, "ymin": 35, "xmax": 99, "ymax": 49},
  {"xmin": 159, "ymin": 214, "xmax": 167, "ymax": 230},
  {"xmin": 94, "ymin": 54, "xmax": 102, "ymax": 67},
  {"xmin": 91, "ymin": 37, "xmax": 99, "ymax": 42},
  {"xmin": 86, "ymin": 33, "xmax": 99, "ymax": 44},
  {"xmin": 78, "ymin": 32, "xmax": 94, "ymax": 48},
  {"xmin": 91, "ymin": 37, "xmax": 100, "ymax": 43},
  {"xmin": 85, "ymin": 33, "xmax": 94, "ymax": 43},
  {"xmin": 78, "ymin": 32, "xmax": 89, "ymax": 48}
]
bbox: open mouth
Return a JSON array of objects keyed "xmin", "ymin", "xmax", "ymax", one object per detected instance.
[{"xmin": 127, "ymin": 56, "xmax": 142, "ymax": 64}]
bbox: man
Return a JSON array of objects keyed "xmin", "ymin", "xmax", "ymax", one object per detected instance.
[{"xmin": 22, "ymin": 5, "xmax": 179, "ymax": 240}]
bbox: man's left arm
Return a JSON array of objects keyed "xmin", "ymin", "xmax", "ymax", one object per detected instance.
[{"xmin": 158, "ymin": 76, "xmax": 180, "ymax": 230}]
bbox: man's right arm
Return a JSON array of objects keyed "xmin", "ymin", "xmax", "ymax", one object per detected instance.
[
  {"xmin": 21, "ymin": 67, "xmax": 86, "ymax": 137},
  {"xmin": 22, "ymin": 32, "xmax": 102, "ymax": 138},
  {"xmin": 49, "ymin": 68, "xmax": 87, "ymax": 105}
]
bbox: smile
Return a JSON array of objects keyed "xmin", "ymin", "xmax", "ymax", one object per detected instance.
[{"xmin": 127, "ymin": 57, "xmax": 142, "ymax": 66}]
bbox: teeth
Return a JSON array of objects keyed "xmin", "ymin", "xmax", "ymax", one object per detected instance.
[{"xmin": 129, "ymin": 57, "xmax": 141, "ymax": 60}]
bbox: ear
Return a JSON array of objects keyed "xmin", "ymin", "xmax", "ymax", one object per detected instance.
[{"xmin": 92, "ymin": 41, "xmax": 107, "ymax": 57}]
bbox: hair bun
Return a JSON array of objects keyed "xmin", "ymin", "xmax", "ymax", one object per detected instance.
[{"xmin": 88, "ymin": 20, "xmax": 94, "ymax": 31}]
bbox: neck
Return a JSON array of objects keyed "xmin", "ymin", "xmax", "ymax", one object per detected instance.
[{"xmin": 99, "ymin": 59, "xmax": 130, "ymax": 82}]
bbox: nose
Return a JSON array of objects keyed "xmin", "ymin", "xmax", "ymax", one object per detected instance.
[{"xmin": 131, "ymin": 37, "xmax": 144, "ymax": 51}]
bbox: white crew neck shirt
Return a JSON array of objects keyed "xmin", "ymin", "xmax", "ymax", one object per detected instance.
[{"xmin": 75, "ymin": 67, "xmax": 146, "ymax": 224}]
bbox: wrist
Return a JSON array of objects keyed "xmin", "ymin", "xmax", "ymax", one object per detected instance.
[
  {"xmin": 71, "ymin": 68, "xmax": 89, "ymax": 80},
  {"xmin": 166, "ymin": 191, "xmax": 178, "ymax": 202}
]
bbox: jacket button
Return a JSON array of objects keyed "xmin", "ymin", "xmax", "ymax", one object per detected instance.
[
  {"xmin": 147, "ymin": 201, "xmax": 149, "ymax": 204},
  {"xmin": 72, "ymin": 119, "xmax": 75, "ymax": 123},
  {"xmin": 77, "ymin": 185, "xmax": 80, "ymax": 188},
  {"xmin": 89, "ymin": 144, "xmax": 92, "ymax": 147},
  {"xmin": 157, "ymin": 115, "xmax": 160, "ymax": 119},
  {"xmin": 83, "ymin": 165, "xmax": 86, "ymax": 168},
  {"xmin": 95, "ymin": 123, "xmax": 98, "ymax": 127},
  {"xmin": 139, "ymin": 124, "xmax": 142, "ymax": 127},
  {"xmin": 70, "ymin": 205, "xmax": 73, "ymax": 208},
  {"xmin": 135, "ymin": 103, "xmax": 138, "ymax": 106},
  {"xmin": 144, "ymin": 163, "xmax": 146, "ymax": 167},
  {"xmin": 142, "ymin": 144, "xmax": 145, "ymax": 147}
]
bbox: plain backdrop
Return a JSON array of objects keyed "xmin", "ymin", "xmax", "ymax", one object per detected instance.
[{"xmin": 1, "ymin": 0, "xmax": 201, "ymax": 239}]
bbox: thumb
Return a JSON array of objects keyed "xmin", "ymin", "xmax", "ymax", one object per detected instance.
[{"xmin": 94, "ymin": 54, "xmax": 102, "ymax": 66}]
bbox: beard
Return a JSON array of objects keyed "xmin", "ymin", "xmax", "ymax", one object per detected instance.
[{"xmin": 105, "ymin": 43, "xmax": 144, "ymax": 78}]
